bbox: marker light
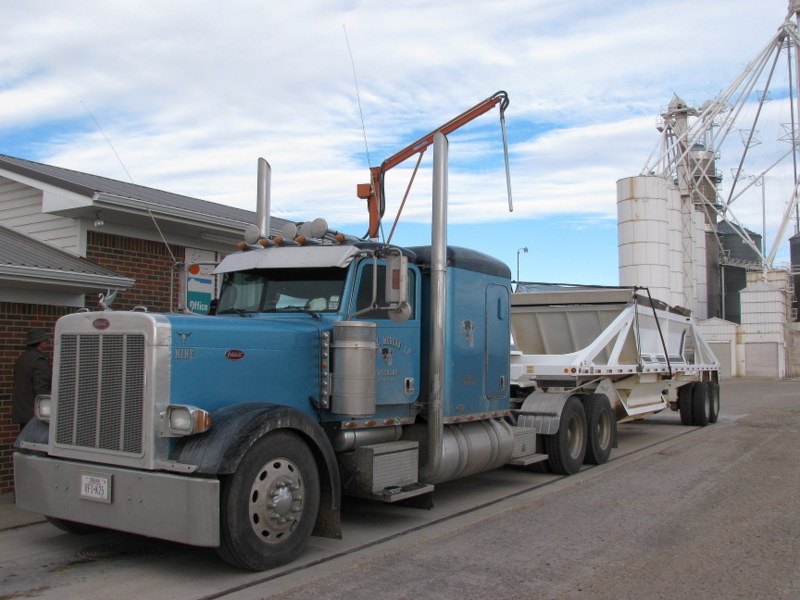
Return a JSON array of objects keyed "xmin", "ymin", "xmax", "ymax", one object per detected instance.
[
  {"xmin": 166, "ymin": 405, "xmax": 212, "ymax": 436},
  {"xmin": 34, "ymin": 394, "xmax": 52, "ymax": 422}
]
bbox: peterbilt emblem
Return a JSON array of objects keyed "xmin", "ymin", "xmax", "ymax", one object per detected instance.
[
  {"xmin": 225, "ymin": 349, "xmax": 245, "ymax": 360},
  {"xmin": 93, "ymin": 318, "xmax": 110, "ymax": 330}
]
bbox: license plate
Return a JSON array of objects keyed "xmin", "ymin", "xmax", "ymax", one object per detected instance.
[{"xmin": 80, "ymin": 471, "xmax": 112, "ymax": 503}]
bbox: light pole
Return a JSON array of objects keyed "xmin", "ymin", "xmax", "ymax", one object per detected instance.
[{"xmin": 516, "ymin": 247, "xmax": 528, "ymax": 282}]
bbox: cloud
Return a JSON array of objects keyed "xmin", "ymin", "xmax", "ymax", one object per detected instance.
[{"xmin": 0, "ymin": 0, "xmax": 793, "ymax": 262}]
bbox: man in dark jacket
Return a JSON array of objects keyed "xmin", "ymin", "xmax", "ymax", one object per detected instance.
[{"xmin": 12, "ymin": 328, "xmax": 52, "ymax": 431}]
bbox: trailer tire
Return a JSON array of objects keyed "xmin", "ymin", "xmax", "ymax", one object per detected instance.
[
  {"xmin": 678, "ymin": 385, "xmax": 694, "ymax": 426},
  {"xmin": 583, "ymin": 394, "xmax": 614, "ymax": 465},
  {"xmin": 45, "ymin": 516, "xmax": 102, "ymax": 535},
  {"xmin": 217, "ymin": 430, "xmax": 320, "ymax": 571},
  {"xmin": 691, "ymin": 382, "xmax": 710, "ymax": 427},
  {"xmin": 544, "ymin": 395, "xmax": 587, "ymax": 475},
  {"xmin": 706, "ymin": 381, "xmax": 720, "ymax": 424}
]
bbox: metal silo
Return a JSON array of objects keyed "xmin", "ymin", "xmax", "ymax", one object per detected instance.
[
  {"xmin": 617, "ymin": 175, "xmax": 670, "ymax": 304},
  {"xmin": 667, "ymin": 184, "xmax": 685, "ymax": 308}
]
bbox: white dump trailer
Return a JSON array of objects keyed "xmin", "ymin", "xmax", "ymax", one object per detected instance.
[{"xmin": 508, "ymin": 285, "xmax": 720, "ymax": 475}]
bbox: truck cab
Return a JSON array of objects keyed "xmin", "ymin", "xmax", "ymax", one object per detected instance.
[{"xmin": 13, "ymin": 238, "xmax": 520, "ymax": 571}]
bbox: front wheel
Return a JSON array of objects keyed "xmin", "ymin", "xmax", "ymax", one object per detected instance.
[
  {"xmin": 217, "ymin": 430, "xmax": 320, "ymax": 571},
  {"xmin": 544, "ymin": 395, "xmax": 587, "ymax": 475}
]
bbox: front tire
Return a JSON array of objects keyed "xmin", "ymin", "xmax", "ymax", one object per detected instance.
[
  {"xmin": 217, "ymin": 430, "xmax": 320, "ymax": 571},
  {"xmin": 545, "ymin": 395, "xmax": 587, "ymax": 475}
]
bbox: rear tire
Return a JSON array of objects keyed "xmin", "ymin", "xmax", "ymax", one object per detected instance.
[
  {"xmin": 691, "ymin": 382, "xmax": 710, "ymax": 427},
  {"xmin": 678, "ymin": 384, "xmax": 694, "ymax": 426},
  {"xmin": 583, "ymin": 394, "xmax": 615, "ymax": 465},
  {"xmin": 216, "ymin": 430, "xmax": 320, "ymax": 571},
  {"xmin": 706, "ymin": 381, "xmax": 720, "ymax": 424},
  {"xmin": 545, "ymin": 395, "xmax": 587, "ymax": 475}
]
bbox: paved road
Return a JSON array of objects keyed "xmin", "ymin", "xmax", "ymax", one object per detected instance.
[{"xmin": 1, "ymin": 379, "xmax": 798, "ymax": 599}]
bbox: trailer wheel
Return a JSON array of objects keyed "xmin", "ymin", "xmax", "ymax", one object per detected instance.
[
  {"xmin": 583, "ymin": 394, "xmax": 614, "ymax": 465},
  {"xmin": 706, "ymin": 381, "xmax": 720, "ymax": 424},
  {"xmin": 545, "ymin": 395, "xmax": 587, "ymax": 475},
  {"xmin": 45, "ymin": 516, "xmax": 102, "ymax": 535},
  {"xmin": 691, "ymin": 382, "xmax": 710, "ymax": 427},
  {"xmin": 217, "ymin": 430, "xmax": 320, "ymax": 571},
  {"xmin": 678, "ymin": 385, "xmax": 694, "ymax": 426}
]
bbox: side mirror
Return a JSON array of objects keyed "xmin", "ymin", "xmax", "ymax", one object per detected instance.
[{"xmin": 384, "ymin": 248, "xmax": 411, "ymax": 323}]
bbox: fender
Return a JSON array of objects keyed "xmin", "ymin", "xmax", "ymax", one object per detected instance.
[
  {"xmin": 516, "ymin": 391, "xmax": 574, "ymax": 434},
  {"xmin": 13, "ymin": 418, "xmax": 49, "ymax": 448},
  {"xmin": 172, "ymin": 402, "xmax": 342, "ymax": 539}
]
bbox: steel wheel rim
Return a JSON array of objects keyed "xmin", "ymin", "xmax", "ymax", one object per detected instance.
[
  {"xmin": 248, "ymin": 457, "xmax": 305, "ymax": 544},
  {"xmin": 596, "ymin": 410, "xmax": 612, "ymax": 449},
  {"xmin": 567, "ymin": 413, "xmax": 585, "ymax": 459}
]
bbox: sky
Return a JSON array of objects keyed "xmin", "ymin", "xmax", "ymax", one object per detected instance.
[{"xmin": 0, "ymin": 0, "xmax": 795, "ymax": 285}]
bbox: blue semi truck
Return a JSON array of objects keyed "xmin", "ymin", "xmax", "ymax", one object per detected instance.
[{"xmin": 13, "ymin": 96, "xmax": 719, "ymax": 571}]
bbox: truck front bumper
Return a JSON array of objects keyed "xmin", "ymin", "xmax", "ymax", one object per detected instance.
[{"xmin": 14, "ymin": 452, "xmax": 220, "ymax": 547}]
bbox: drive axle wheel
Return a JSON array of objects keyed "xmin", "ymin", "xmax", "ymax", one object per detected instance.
[
  {"xmin": 217, "ymin": 430, "xmax": 320, "ymax": 571},
  {"xmin": 545, "ymin": 395, "xmax": 587, "ymax": 475},
  {"xmin": 583, "ymin": 394, "xmax": 615, "ymax": 465}
]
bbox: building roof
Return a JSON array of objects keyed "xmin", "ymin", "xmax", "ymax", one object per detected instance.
[
  {"xmin": 0, "ymin": 224, "xmax": 134, "ymax": 290},
  {"xmin": 0, "ymin": 153, "xmax": 267, "ymax": 226}
]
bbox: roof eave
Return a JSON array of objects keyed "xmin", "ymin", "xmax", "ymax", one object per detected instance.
[
  {"xmin": 94, "ymin": 193, "xmax": 253, "ymax": 232},
  {"xmin": 0, "ymin": 265, "xmax": 135, "ymax": 291}
]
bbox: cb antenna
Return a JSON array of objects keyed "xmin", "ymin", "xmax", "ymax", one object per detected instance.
[
  {"xmin": 80, "ymin": 100, "xmax": 134, "ymax": 183},
  {"xmin": 81, "ymin": 100, "xmax": 177, "ymax": 265},
  {"xmin": 343, "ymin": 25, "xmax": 372, "ymax": 170}
]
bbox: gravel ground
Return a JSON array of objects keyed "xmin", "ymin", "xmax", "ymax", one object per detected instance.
[{"xmin": 267, "ymin": 379, "xmax": 800, "ymax": 600}]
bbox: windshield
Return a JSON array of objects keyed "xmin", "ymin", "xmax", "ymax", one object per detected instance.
[{"xmin": 216, "ymin": 268, "xmax": 346, "ymax": 314}]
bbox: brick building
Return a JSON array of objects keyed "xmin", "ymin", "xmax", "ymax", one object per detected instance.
[{"xmin": 0, "ymin": 154, "xmax": 289, "ymax": 492}]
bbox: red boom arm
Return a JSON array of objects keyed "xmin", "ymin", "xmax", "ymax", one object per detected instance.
[{"xmin": 357, "ymin": 91, "xmax": 510, "ymax": 239}]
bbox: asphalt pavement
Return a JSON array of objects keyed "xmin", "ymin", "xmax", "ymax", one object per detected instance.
[{"xmin": 1, "ymin": 378, "xmax": 798, "ymax": 600}]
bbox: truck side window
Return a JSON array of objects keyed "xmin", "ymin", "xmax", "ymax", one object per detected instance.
[{"xmin": 355, "ymin": 264, "xmax": 415, "ymax": 320}]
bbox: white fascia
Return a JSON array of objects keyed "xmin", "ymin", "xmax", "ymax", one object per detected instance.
[
  {"xmin": 95, "ymin": 193, "xmax": 250, "ymax": 232},
  {"xmin": 0, "ymin": 265, "xmax": 135, "ymax": 290}
]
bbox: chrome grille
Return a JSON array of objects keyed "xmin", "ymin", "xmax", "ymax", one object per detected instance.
[{"xmin": 55, "ymin": 334, "xmax": 145, "ymax": 455}]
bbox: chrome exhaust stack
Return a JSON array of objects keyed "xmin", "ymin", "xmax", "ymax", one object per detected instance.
[
  {"xmin": 244, "ymin": 157, "xmax": 272, "ymax": 244},
  {"xmin": 422, "ymin": 131, "xmax": 448, "ymax": 481},
  {"xmin": 256, "ymin": 157, "xmax": 271, "ymax": 238}
]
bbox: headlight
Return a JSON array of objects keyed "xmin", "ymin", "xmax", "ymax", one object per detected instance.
[
  {"xmin": 165, "ymin": 405, "xmax": 212, "ymax": 436},
  {"xmin": 34, "ymin": 394, "xmax": 51, "ymax": 422}
]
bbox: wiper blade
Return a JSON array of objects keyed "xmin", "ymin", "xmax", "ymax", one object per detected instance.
[{"xmin": 216, "ymin": 308, "xmax": 250, "ymax": 316}]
